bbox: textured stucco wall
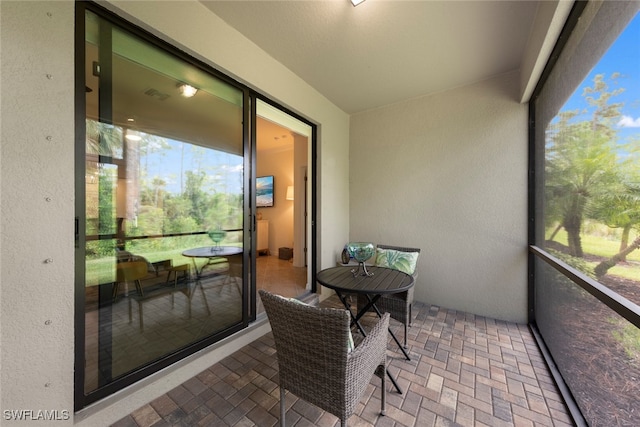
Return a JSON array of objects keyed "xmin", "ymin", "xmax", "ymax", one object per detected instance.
[
  {"xmin": 0, "ymin": 1, "xmax": 349, "ymax": 425},
  {"xmin": 0, "ymin": 1, "xmax": 76, "ymax": 423},
  {"xmin": 350, "ymin": 71, "xmax": 528, "ymax": 323}
]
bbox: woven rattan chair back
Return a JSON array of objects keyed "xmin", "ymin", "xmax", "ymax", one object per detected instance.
[
  {"xmin": 259, "ymin": 290, "xmax": 388, "ymax": 427},
  {"xmin": 357, "ymin": 244, "xmax": 421, "ymax": 349}
]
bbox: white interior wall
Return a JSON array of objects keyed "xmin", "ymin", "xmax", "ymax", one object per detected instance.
[
  {"xmin": 0, "ymin": 1, "xmax": 349, "ymax": 425},
  {"xmin": 350, "ymin": 71, "xmax": 528, "ymax": 323},
  {"xmin": 257, "ymin": 147, "xmax": 295, "ymax": 255}
]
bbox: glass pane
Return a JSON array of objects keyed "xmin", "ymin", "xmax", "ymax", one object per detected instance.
[{"xmin": 83, "ymin": 10, "xmax": 244, "ymax": 395}]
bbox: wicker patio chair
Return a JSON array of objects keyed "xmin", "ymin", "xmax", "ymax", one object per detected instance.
[
  {"xmin": 358, "ymin": 244, "xmax": 421, "ymax": 348},
  {"xmin": 259, "ymin": 290, "xmax": 389, "ymax": 427}
]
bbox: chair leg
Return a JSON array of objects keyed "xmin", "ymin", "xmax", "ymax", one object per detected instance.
[
  {"xmin": 404, "ymin": 323, "xmax": 408, "ymax": 349},
  {"xmin": 381, "ymin": 365, "xmax": 386, "ymax": 416},
  {"xmin": 280, "ymin": 387, "xmax": 286, "ymax": 427}
]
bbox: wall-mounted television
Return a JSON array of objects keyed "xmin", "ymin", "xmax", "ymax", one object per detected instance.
[{"xmin": 256, "ymin": 175, "xmax": 274, "ymax": 207}]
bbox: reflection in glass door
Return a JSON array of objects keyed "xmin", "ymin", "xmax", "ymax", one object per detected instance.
[{"xmin": 79, "ymin": 7, "xmax": 248, "ymax": 404}]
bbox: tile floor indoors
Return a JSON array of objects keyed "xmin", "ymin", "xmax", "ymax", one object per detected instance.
[{"xmin": 112, "ymin": 288, "xmax": 574, "ymax": 427}]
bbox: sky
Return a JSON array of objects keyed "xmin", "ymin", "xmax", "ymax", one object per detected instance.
[
  {"xmin": 562, "ymin": 11, "xmax": 640, "ymax": 145},
  {"xmin": 143, "ymin": 138, "xmax": 244, "ymax": 197}
]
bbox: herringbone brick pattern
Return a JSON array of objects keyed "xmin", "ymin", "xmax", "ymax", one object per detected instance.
[{"xmin": 113, "ymin": 296, "xmax": 574, "ymax": 427}]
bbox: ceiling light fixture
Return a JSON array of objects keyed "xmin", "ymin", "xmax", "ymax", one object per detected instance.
[
  {"xmin": 351, "ymin": 0, "xmax": 366, "ymax": 6},
  {"xmin": 178, "ymin": 83, "xmax": 198, "ymax": 98},
  {"xmin": 125, "ymin": 129, "xmax": 142, "ymax": 142}
]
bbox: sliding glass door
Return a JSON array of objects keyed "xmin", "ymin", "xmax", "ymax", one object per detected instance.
[{"xmin": 78, "ymin": 6, "xmax": 249, "ymax": 406}]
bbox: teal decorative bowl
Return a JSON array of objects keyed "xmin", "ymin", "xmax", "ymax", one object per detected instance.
[
  {"xmin": 347, "ymin": 242, "xmax": 375, "ymax": 263},
  {"xmin": 208, "ymin": 229, "xmax": 227, "ymax": 250}
]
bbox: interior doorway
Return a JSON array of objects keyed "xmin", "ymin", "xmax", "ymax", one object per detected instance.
[{"xmin": 255, "ymin": 100, "xmax": 311, "ymax": 309}]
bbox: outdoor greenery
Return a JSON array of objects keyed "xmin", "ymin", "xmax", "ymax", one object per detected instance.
[
  {"xmin": 611, "ymin": 319, "xmax": 640, "ymax": 365},
  {"xmin": 85, "ymin": 119, "xmax": 244, "ymax": 288},
  {"xmin": 86, "ymin": 120, "xmax": 243, "ymax": 262},
  {"xmin": 550, "ymin": 229, "xmax": 640, "ymax": 282},
  {"xmin": 545, "ymin": 73, "xmax": 640, "ymax": 366},
  {"xmin": 547, "ymin": 248, "xmax": 596, "ymax": 279},
  {"xmin": 546, "ymin": 74, "xmax": 640, "ymax": 276}
]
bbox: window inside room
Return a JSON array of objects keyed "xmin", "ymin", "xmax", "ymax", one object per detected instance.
[{"xmin": 531, "ymin": 2, "xmax": 640, "ymax": 425}]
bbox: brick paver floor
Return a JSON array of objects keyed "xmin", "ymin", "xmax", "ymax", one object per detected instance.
[{"xmin": 113, "ymin": 296, "xmax": 574, "ymax": 427}]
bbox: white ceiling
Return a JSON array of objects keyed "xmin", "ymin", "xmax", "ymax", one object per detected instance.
[{"xmin": 201, "ymin": 0, "xmax": 543, "ymax": 114}]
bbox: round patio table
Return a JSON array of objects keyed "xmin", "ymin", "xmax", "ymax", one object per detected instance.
[
  {"xmin": 182, "ymin": 246, "xmax": 243, "ymax": 277},
  {"xmin": 316, "ymin": 265, "xmax": 414, "ymax": 394}
]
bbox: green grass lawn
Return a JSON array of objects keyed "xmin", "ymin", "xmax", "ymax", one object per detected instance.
[
  {"xmin": 85, "ymin": 242, "xmax": 242, "ymax": 287},
  {"xmin": 85, "ymin": 248, "xmax": 194, "ymax": 286},
  {"xmin": 550, "ymin": 229, "xmax": 640, "ymax": 261},
  {"xmin": 548, "ymin": 228, "xmax": 640, "ymax": 281}
]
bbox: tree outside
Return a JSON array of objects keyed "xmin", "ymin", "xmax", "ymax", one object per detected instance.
[{"xmin": 85, "ymin": 122, "xmax": 244, "ymax": 282}]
